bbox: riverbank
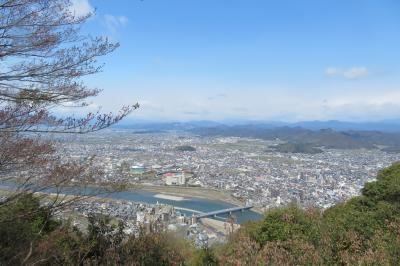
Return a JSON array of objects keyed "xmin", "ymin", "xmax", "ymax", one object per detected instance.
[
  {"xmin": 137, "ymin": 184, "xmax": 243, "ymax": 205},
  {"xmin": 154, "ymin": 193, "xmax": 186, "ymax": 201},
  {"xmin": 0, "ymin": 183, "xmax": 263, "ymax": 224},
  {"xmin": 0, "ymin": 180, "xmax": 265, "ymax": 216},
  {"xmin": 136, "ymin": 184, "xmax": 265, "ymax": 215}
]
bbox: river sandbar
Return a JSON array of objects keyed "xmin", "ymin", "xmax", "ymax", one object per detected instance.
[{"xmin": 154, "ymin": 193, "xmax": 186, "ymax": 201}]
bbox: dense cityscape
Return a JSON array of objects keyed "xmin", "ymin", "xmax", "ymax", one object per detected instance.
[
  {"xmin": 49, "ymin": 128, "xmax": 400, "ymax": 244},
  {"xmin": 60, "ymin": 129, "xmax": 400, "ymax": 209}
]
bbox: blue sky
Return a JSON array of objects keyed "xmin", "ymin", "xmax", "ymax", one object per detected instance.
[{"xmin": 70, "ymin": 0, "xmax": 400, "ymax": 122}]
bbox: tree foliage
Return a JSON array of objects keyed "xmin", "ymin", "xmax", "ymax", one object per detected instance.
[
  {"xmin": 0, "ymin": 194, "xmax": 189, "ymax": 265},
  {"xmin": 214, "ymin": 162, "xmax": 400, "ymax": 265},
  {"xmin": 0, "ymin": 0, "xmax": 138, "ymax": 212},
  {"xmin": 0, "ymin": 194, "xmax": 59, "ymax": 264}
]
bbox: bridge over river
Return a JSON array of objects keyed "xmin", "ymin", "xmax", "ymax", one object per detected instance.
[{"xmin": 191, "ymin": 205, "xmax": 253, "ymax": 223}]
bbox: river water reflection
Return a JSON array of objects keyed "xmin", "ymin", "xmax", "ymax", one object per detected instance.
[
  {"xmin": 105, "ymin": 189, "xmax": 263, "ymax": 224},
  {"xmin": 0, "ymin": 182, "xmax": 263, "ymax": 224}
]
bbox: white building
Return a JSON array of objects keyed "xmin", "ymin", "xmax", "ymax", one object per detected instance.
[{"xmin": 164, "ymin": 172, "xmax": 186, "ymax": 186}]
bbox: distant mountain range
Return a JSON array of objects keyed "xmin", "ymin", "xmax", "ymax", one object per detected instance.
[
  {"xmin": 116, "ymin": 119, "xmax": 400, "ymax": 132},
  {"xmin": 115, "ymin": 120, "xmax": 400, "ymax": 151},
  {"xmin": 190, "ymin": 126, "xmax": 400, "ymax": 150},
  {"xmin": 287, "ymin": 120, "xmax": 400, "ymax": 132}
]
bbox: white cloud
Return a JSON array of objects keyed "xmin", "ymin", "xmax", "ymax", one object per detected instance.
[
  {"xmin": 70, "ymin": 0, "xmax": 94, "ymax": 17},
  {"xmin": 343, "ymin": 67, "xmax": 369, "ymax": 79},
  {"xmin": 104, "ymin": 14, "xmax": 129, "ymax": 33},
  {"xmin": 325, "ymin": 66, "xmax": 369, "ymax": 79},
  {"xmin": 325, "ymin": 67, "xmax": 341, "ymax": 76},
  {"xmin": 329, "ymin": 91, "xmax": 400, "ymax": 107},
  {"xmin": 55, "ymin": 101, "xmax": 100, "ymax": 116}
]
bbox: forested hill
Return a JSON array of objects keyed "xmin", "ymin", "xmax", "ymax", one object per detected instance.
[{"xmin": 190, "ymin": 125, "xmax": 400, "ymax": 150}]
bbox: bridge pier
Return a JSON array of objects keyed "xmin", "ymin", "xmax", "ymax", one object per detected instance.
[{"xmin": 191, "ymin": 215, "xmax": 197, "ymax": 225}]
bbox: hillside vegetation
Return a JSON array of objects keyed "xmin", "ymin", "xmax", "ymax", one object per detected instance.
[
  {"xmin": 270, "ymin": 142, "xmax": 323, "ymax": 154},
  {"xmin": 192, "ymin": 126, "xmax": 400, "ymax": 151},
  {"xmin": 1, "ymin": 163, "xmax": 400, "ymax": 265},
  {"xmin": 176, "ymin": 145, "xmax": 197, "ymax": 152},
  {"xmin": 212, "ymin": 162, "xmax": 400, "ymax": 265}
]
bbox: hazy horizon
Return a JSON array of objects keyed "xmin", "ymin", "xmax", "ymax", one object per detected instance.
[
  {"xmin": 70, "ymin": 0, "xmax": 400, "ymax": 122},
  {"xmin": 115, "ymin": 117, "xmax": 400, "ymax": 125}
]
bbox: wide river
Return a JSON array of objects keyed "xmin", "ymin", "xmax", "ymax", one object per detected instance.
[
  {"xmin": 0, "ymin": 183, "xmax": 263, "ymax": 224},
  {"xmin": 104, "ymin": 189, "xmax": 263, "ymax": 224}
]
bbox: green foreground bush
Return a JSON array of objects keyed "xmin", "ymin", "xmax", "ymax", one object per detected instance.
[
  {"xmin": 1, "ymin": 163, "xmax": 400, "ymax": 265},
  {"xmin": 215, "ymin": 162, "xmax": 400, "ymax": 265}
]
